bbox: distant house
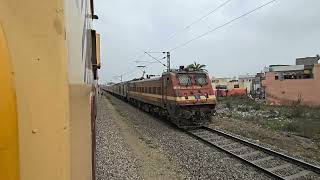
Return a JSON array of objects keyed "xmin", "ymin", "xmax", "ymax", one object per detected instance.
[
  {"xmin": 212, "ymin": 77, "xmax": 239, "ymax": 90},
  {"xmin": 262, "ymin": 55, "xmax": 320, "ymax": 106},
  {"xmin": 238, "ymin": 74, "xmax": 255, "ymax": 94},
  {"xmin": 212, "ymin": 77, "xmax": 247, "ymax": 97}
]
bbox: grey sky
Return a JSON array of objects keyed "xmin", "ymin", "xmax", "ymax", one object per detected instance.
[{"xmin": 94, "ymin": 0, "xmax": 320, "ymax": 83}]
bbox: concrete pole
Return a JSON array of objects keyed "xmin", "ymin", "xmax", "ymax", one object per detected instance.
[{"xmin": 167, "ymin": 52, "xmax": 170, "ymax": 72}]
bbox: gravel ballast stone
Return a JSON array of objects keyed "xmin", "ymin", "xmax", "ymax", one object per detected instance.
[
  {"xmin": 95, "ymin": 96, "xmax": 140, "ymax": 180},
  {"xmin": 104, "ymin": 93, "xmax": 274, "ymax": 180}
]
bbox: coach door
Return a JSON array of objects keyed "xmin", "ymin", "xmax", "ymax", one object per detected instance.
[{"xmin": 162, "ymin": 75, "xmax": 169, "ymax": 107}]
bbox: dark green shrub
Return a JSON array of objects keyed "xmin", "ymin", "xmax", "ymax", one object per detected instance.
[{"xmin": 291, "ymin": 105, "xmax": 305, "ymax": 118}]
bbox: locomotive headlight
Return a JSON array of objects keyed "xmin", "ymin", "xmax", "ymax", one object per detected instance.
[{"xmin": 184, "ymin": 93, "xmax": 188, "ymax": 99}]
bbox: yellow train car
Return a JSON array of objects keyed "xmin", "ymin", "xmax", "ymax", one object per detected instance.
[{"xmin": 0, "ymin": 0, "xmax": 101, "ymax": 180}]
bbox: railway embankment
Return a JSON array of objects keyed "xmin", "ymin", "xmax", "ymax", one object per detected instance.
[{"xmin": 212, "ymin": 95, "xmax": 320, "ymax": 164}]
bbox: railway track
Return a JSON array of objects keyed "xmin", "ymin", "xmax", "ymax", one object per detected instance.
[
  {"xmin": 102, "ymin": 89, "xmax": 320, "ymax": 179},
  {"xmin": 185, "ymin": 127, "xmax": 320, "ymax": 180}
]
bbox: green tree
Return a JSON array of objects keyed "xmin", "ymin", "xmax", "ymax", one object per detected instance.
[{"xmin": 187, "ymin": 61, "xmax": 207, "ymax": 71}]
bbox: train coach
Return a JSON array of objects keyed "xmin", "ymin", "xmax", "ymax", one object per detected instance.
[
  {"xmin": 105, "ymin": 67, "xmax": 217, "ymax": 128},
  {"xmin": 1, "ymin": 0, "xmax": 101, "ymax": 179}
]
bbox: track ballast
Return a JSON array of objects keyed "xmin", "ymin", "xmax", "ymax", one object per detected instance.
[{"xmin": 185, "ymin": 126, "xmax": 320, "ymax": 180}]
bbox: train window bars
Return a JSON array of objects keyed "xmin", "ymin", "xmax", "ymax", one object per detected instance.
[
  {"xmin": 194, "ymin": 74, "xmax": 208, "ymax": 86},
  {"xmin": 177, "ymin": 74, "xmax": 192, "ymax": 86}
]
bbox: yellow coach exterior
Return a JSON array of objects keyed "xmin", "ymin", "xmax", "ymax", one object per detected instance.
[
  {"xmin": 0, "ymin": 24, "xmax": 19, "ymax": 180},
  {"xmin": 0, "ymin": 0, "xmax": 99, "ymax": 179}
]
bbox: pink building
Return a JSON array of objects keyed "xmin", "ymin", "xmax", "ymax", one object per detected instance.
[{"xmin": 262, "ymin": 64, "xmax": 320, "ymax": 106}]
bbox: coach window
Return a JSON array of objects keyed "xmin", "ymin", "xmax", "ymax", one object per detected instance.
[{"xmin": 148, "ymin": 87, "xmax": 151, "ymax": 94}]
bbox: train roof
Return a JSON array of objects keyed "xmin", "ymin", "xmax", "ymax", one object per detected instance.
[
  {"xmin": 163, "ymin": 69, "xmax": 208, "ymax": 75},
  {"xmin": 129, "ymin": 77, "xmax": 161, "ymax": 83}
]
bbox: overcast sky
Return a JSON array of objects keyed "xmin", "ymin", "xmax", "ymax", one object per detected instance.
[{"xmin": 94, "ymin": 0, "xmax": 320, "ymax": 83}]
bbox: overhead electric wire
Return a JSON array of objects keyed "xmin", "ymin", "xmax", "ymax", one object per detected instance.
[
  {"xmin": 170, "ymin": 0, "xmax": 277, "ymax": 52},
  {"xmin": 113, "ymin": 0, "xmax": 276, "ymax": 81},
  {"xmin": 112, "ymin": 0, "xmax": 230, "ymax": 79},
  {"xmin": 166, "ymin": 0, "xmax": 233, "ymax": 42},
  {"xmin": 115, "ymin": 56, "xmax": 165, "ymax": 82},
  {"xmin": 144, "ymin": 52, "xmax": 167, "ymax": 67}
]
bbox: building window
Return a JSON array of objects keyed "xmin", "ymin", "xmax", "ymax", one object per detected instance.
[{"xmin": 275, "ymin": 76, "xmax": 279, "ymax": 80}]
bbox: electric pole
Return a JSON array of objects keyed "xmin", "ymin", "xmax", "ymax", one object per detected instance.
[
  {"xmin": 162, "ymin": 51, "xmax": 170, "ymax": 72},
  {"xmin": 166, "ymin": 52, "xmax": 170, "ymax": 72},
  {"xmin": 144, "ymin": 51, "xmax": 170, "ymax": 72}
]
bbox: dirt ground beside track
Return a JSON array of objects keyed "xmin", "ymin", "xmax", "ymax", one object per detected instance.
[
  {"xmin": 211, "ymin": 96, "xmax": 320, "ymax": 165},
  {"xmin": 211, "ymin": 117, "xmax": 320, "ymax": 162}
]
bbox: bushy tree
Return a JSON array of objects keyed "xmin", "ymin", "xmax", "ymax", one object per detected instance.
[{"xmin": 187, "ymin": 61, "xmax": 207, "ymax": 71}]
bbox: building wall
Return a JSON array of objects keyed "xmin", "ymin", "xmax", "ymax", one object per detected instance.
[
  {"xmin": 296, "ymin": 56, "xmax": 319, "ymax": 65},
  {"xmin": 262, "ymin": 64, "xmax": 320, "ymax": 106},
  {"xmin": 239, "ymin": 81, "xmax": 251, "ymax": 93}
]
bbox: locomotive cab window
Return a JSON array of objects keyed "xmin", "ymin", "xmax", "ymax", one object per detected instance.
[
  {"xmin": 194, "ymin": 74, "xmax": 208, "ymax": 86},
  {"xmin": 177, "ymin": 74, "xmax": 192, "ymax": 86}
]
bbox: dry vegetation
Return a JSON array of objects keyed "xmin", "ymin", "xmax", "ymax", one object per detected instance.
[
  {"xmin": 213, "ymin": 95, "xmax": 320, "ymax": 162},
  {"xmin": 218, "ymin": 95, "xmax": 320, "ymax": 140}
]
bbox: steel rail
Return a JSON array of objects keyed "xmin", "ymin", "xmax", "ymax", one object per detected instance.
[
  {"xmin": 202, "ymin": 127, "xmax": 320, "ymax": 174},
  {"xmin": 184, "ymin": 129, "xmax": 285, "ymax": 180},
  {"xmin": 184, "ymin": 126, "xmax": 320, "ymax": 180}
]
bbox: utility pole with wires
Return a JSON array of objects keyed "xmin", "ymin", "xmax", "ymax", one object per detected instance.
[
  {"xmin": 144, "ymin": 51, "xmax": 171, "ymax": 72},
  {"xmin": 164, "ymin": 51, "xmax": 170, "ymax": 72}
]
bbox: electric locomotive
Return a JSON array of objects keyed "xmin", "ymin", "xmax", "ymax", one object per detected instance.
[{"xmin": 106, "ymin": 67, "xmax": 217, "ymax": 128}]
